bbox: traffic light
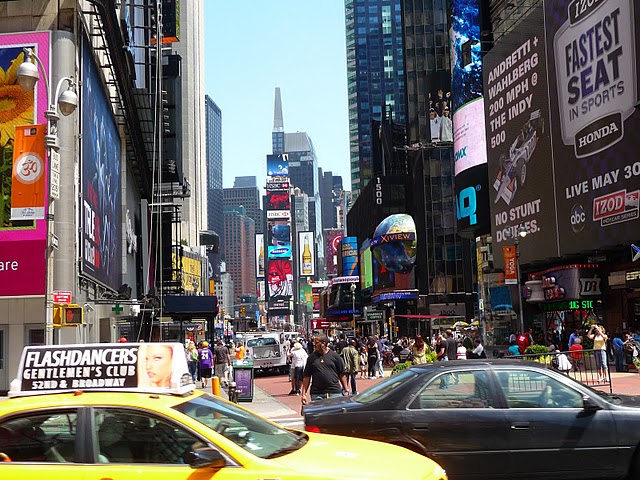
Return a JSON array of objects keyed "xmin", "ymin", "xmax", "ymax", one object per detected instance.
[
  {"xmin": 64, "ymin": 304, "xmax": 84, "ymax": 325},
  {"xmin": 221, "ymin": 309, "xmax": 226, "ymax": 318},
  {"xmin": 239, "ymin": 306, "xmax": 246, "ymax": 317}
]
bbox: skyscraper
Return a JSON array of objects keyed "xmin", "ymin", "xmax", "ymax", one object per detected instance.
[
  {"xmin": 205, "ymin": 96, "xmax": 223, "ymax": 245},
  {"xmin": 223, "ymin": 177, "xmax": 263, "ymax": 239},
  {"xmin": 271, "ymin": 88, "xmax": 322, "ymax": 259},
  {"xmin": 345, "ymin": 0, "xmax": 406, "ymax": 198},
  {"xmin": 223, "ymin": 206, "xmax": 257, "ymax": 300}
]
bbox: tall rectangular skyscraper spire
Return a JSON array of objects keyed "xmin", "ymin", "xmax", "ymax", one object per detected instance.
[{"xmin": 272, "ymin": 87, "xmax": 285, "ymax": 153}]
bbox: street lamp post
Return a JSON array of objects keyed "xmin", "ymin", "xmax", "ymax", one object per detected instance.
[
  {"xmin": 17, "ymin": 48, "xmax": 77, "ymax": 345},
  {"xmin": 350, "ymin": 283, "xmax": 356, "ymax": 336},
  {"xmin": 514, "ymin": 225, "xmax": 528, "ymax": 334}
]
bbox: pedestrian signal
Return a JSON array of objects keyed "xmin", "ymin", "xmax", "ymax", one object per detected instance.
[{"xmin": 64, "ymin": 304, "xmax": 84, "ymax": 325}]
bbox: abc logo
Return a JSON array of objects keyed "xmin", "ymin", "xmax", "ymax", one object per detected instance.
[{"xmin": 570, "ymin": 204, "xmax": 585, "ymax": 233}]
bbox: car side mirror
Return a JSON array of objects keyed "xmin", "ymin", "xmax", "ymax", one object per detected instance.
[
  {"xmin": 582, "ymin": 396, "xmax": 600, "ymax": 412},
  {"xmin": 184, "ymin": 447, "xmax": 226, "ymax": 469}
]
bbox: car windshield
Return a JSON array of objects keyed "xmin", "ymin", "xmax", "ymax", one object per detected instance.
[
  {"xmin": 354, "ymin": 368, "xmax": 419, "ymax": 404},
  {"xmin": 173, "ymin": 393, "xmax": 306, "ymax": 459}
]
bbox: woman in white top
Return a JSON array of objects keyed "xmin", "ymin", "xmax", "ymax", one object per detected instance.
[
  {"xmin": 456, "ymin": 340, "xmax": 467, "ymax": 360},
  {"xmin": 289, "ymin": 342, "xmax": 308, "ymax": 395}
]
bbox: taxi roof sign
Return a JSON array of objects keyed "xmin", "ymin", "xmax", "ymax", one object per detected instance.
[{"xmin": 9, "ymin": 343, "xmax": 195, "ymax": 398}]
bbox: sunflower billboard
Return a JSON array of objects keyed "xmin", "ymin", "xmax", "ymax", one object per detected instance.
[{"xmin": 0, "ymin": 32, "xmax": 50, "ymax": 297}]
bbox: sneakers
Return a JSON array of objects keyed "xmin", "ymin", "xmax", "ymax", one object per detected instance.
[{"xmin": 288, "ymin": 389, "xmax": 297, "ymax": 396}]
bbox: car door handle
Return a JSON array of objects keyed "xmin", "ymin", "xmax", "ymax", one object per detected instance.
[
  {"xmin": 510, "ymin": 422, "xmax": 530, "ymax": 430},
  {"xmin": 413, "ymin": 424, "xmax": 430, "ymax": 431}
]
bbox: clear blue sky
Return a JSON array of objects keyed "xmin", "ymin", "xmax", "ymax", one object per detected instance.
[{"xmin": 203, "ymin": 2, "xmax": 351, "ymax": 192}]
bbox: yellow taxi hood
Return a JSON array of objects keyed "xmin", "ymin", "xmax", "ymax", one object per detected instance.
[{"xmin": 275, "ymin": 431, "xmax": 446, "ymax": 480}]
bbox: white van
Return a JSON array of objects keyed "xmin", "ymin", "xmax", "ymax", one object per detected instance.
[{"xmin": 243, "ymin": 332, "xmax": 289, "ymax": 374}]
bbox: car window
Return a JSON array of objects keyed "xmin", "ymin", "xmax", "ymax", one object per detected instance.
[
  {"xmin": 94, "ymin": 408, "xmax": 207, "ymax": 464},
  {"xmin": 354, "ymin": 368, "xmax": 419, "ymax": 404},
  {"xmin": 173, "ymin": 393, "xmax": 306, "ymax": 459},
  {"xmin": 0, "ymin": 410, "xmax": 77, "ymax": 462},
  {"xmin": 496, "ymin": 369, "xmax": 583, "ymax": 408},
  {"xmin": 410, "ymin": 370, "xmax": 494, "ymax": 409}
]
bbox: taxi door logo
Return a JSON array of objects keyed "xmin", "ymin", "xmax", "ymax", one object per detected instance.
[
  {"xmin": 553, "ymin": 0, "xmax": 635, "ymax": 157},
  {"xmin": 11, "ymin": 124, "xmax": 46, "ymax": 220}
]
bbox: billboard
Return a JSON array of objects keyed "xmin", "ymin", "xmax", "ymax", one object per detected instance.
[
  {"xmin": 545, "ymin": 0, "xmax": 640, "ymax": 255},
  {"xmin": 266, "ymin": 190, "xmax": 290, "ymax": 210},
  {"xmin": 81, "ymin": 36, "xmax": 122, "ymax": 289},
  {"xmin": 360, "ymin": 245, "xmax": 373, "ymax": 290},
  {"xmin": 11, "ymin": 125, "xmax": 47, "ymax": 221},
  {"xmin": 451, "ymin": 0, "xmax": 487, "ymax": 175},
  {"xmin": 299, "ymin": 282, "xmax": 313, "ymax": 311},
  {"xmin": 267, "ymin": 259, "xmax": 292, "ymax": 308},
  {"xmin": 266, "ymin": 153, "xmax": 288, "ymax": 177},
  {"xmin": 341, "ymin": 236, "xmax": 359, "ymax": 276},
  {"xmin": 484, "ymin": 4, "xmax": 558, "ymax": 266},
  {"xmin": 0, "ymin": 31, "xmax": 51, "ymax": 297},
  {"xmin": 324, "ymin": 228, "xmax": 344, "ymax": 277},
  {"xmin": 267, "ymin": 219, "xmax": 291, "ymax": 259},
  {"xmin": 256, "ymin": 233, "xmax": 264, "ymax": 278},
  {"xmin": 298, "ymin": 231, "xmax": 315, "ymax": 277},
  {"xmin": 451, "ymin": 0, "xmax": 491, "ymax": 237}
]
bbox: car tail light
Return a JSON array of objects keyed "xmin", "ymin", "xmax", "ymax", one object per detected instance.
[{"xmin": 305, "ymin": 425, "xmax": 321, "ymax": 433}]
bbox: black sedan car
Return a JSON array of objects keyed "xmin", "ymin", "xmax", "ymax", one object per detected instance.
[{"xmin": 303, "ymin": 360, "xmax": 640, "ymax": 479}]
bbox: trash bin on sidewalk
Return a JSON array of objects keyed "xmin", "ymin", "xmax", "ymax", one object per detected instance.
[{"xmin": 232, "ymin": 359, "xmax": 254, "ymax": 402}]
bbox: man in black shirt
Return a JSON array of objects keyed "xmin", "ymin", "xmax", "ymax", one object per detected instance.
[
  {"xmin": 213, "ymin": 339, "xmax": 231, "ymax": 387},
  {"xmin": 301, "ymin": 333, "xmax": 350, "ymax": 404}
]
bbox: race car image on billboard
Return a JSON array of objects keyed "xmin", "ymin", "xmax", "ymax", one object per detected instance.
[{"xmin": 493, "ymin": 109, "xmax": 545, "ymax": 206}]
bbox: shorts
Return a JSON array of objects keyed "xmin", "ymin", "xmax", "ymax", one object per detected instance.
[{"xmin": 200, "ymin": 367, "xmax": 212, "ymax": 379}]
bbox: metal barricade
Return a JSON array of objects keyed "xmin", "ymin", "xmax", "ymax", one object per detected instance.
[{"xmin": 507, "ymin": 348, "xmax": 612, "ymax": 394}]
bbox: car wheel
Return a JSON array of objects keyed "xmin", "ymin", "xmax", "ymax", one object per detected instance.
[{"xmin": 519, "ymin": 162, "xmax": 527, "ymax": 185}]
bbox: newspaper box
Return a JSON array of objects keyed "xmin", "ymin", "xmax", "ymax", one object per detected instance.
[{"xmin": 232, "ymin": 358, "xmax": 254, "ymax": 402}]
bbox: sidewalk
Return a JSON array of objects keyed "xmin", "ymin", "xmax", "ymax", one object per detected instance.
[{"xmin": 199, "ymin": 381, "xmax": 298, "ymax": 418}]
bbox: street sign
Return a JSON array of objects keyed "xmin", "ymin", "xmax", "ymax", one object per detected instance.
[
  {"xmin": 50, "ymin": 150, "xmax": 60, "ymax": 200},
  {"xmin": 53, "ymin": 290, "xmax": 72, "ymax": 303}
]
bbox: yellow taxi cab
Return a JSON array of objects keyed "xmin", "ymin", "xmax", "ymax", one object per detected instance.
[{"xmin": 0, "ymin": 342, "xmax": 447, "ymax": 480}]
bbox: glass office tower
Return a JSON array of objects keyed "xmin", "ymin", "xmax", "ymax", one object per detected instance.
[{"xmin": 345, "ymin": 0, "xmax": 406, "ymax": 198}]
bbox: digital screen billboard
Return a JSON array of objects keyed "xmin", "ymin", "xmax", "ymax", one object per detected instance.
[
  {"xmin": 267, "ymin": 219, "xmax": 291, "ymax": 259},
  {"xmin": 484, "ymin": 3, "xmax": 558, "ymax": 266},
  {"xmin": 256, "ymin": 233, "xmax": 264, "ymax": 278},
  {"xmin": 81, "ymin": 36, "xmax": 122, "ymax": 289},
  {"xmin": 266, "ymin": 153, "xmax": 288, "ymax": 177},
  {"xmin": 324, "ymin": 228, "xmax": 344, "ymax": 277},
  {"xmin": 0, "ymin": 31, "xmax": 50, "ymax": 296},
  {"xmin": 451, "ymin": 0, "xmax": 491, "ymax": 238},
  {"xmin": 266, "ymin": 190, "xmax": 290, "ymax": 210},
  {"xmin": 298, "ymin": 231, "xmax": 315, "ymax": 277},
  {"xmin": 267, "ymin": 259, "xmax": 293, "ymax": 302},
  {"xmin": 544, "ymin": 0, "xmax": 640, "ymax": 255},
  {"xmin": 341, "ymin": 236, "xmax": 359, "ymax": 276},
  {"xmin": 451, "ymin": 0, "xmax": 488, "ymax": 175}
]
